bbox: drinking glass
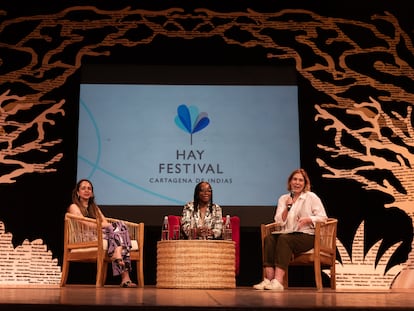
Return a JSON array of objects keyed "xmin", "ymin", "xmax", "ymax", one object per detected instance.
[
  {"xmin": 200, "ymin": 224, "xmax": 209, "ymax": 240},
  {"xmin": 189, "ymin": 226, "xmax": 197, "ymax": 240},
  {"xmin": 172, "ymin": 225, "xmax": 180, "ymax": 240}
]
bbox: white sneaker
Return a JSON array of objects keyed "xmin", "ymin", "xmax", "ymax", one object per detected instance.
[
  {"xmin": 264, "ymin": 279, "xmax": 284, "ymax": 291},
  {"xmin": 253, "ymin": 278, "xmax": 271, "ymax": 290}
]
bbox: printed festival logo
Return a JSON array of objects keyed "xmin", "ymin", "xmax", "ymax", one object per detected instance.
[{"xmin": 174, "ymin": 104, "xmax": 210, "ymax": 145}]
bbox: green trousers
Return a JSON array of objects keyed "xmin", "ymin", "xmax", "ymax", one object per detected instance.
[{"xmin": 263, "ymin": 232, "xmax": 314, "ymax": 270}]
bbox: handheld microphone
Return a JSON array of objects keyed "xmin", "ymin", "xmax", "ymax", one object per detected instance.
[{"xmin": 287, "ymin": 191, "xmax": 294, "ymax": 211}]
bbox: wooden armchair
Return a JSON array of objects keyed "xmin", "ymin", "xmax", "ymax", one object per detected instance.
[
  {"xmin": 60, "ymin": 212, "xmax": 145, "ymax": 287},
  {"xmin": 260, "ymin": 218, "xmax": 337, "ymax": 290}
]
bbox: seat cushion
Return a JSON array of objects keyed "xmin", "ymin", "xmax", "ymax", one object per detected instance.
[
  {"xmin": 103, "ymin": 239, "xmax": 139, "ymax": 251},
  {"xmin": 71, "ymin": 239, "xmax": 139, "ymax": 253}
]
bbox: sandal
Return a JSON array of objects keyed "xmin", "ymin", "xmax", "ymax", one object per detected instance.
[{"xmin": 120, "ymin": 280, "xmax": 137, "ymax": 288}]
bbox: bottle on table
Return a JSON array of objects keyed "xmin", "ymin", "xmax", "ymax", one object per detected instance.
[
  {"xmin": 161, "ymin": 215, "xmax": 169, "ymax": 240},
  {"xmin": 189, "ymin": 217, "xmax": 197, "ymax": 240},
  {"xmin": 223, "ymin": 214, "xmax": 232, "ymax": 240}
]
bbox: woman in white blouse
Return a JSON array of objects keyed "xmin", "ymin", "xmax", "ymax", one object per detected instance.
[{"xmin": 254, "ymin": 168, "xmax": 327, "ymax": 291}]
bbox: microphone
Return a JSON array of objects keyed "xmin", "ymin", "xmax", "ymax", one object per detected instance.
[{"xmin": 287, "ymin": 191, "xmax": 294, "ymax": 211}]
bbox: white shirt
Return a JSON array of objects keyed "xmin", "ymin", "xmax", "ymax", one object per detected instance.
[{"xmin": 274, "ymin": 191, "xmax": 327, "ymax": 234}]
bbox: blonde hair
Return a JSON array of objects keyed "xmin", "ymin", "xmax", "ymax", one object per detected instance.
[{"xmin": 287, "ymin": 168, "xmax": 311, "ymax": 192}]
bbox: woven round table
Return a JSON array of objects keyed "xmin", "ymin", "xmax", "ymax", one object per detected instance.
[{"xmin": 156, "ymin": 240, "xmax": 236, "ymax": 289}]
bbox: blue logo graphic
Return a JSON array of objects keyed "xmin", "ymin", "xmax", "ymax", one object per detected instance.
[{"xmin": 175, "ymin": 104, "xmax": 210, "ymax": 145}]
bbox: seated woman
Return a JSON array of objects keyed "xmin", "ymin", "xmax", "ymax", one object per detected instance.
[
  {"xmin": 253, "ymin": 168, "xmax": 328, "ymax": 291},
  {"xmin": 181, "ymin": 181, "xmax": 223, "ymax": 240},
  {"xmin": 67, "ymin": 179, "xmax": 137, "ymax": 288}
]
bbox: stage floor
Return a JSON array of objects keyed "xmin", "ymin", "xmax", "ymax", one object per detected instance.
[{"xmin": 1, "ymin": 286, "xmax": 414, "ymax": 311}]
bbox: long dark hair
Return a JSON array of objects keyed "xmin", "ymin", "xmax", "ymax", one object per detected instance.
[
  {"xmin": 193, "ymin": 181, "xmax": 213, "ymax": 213},
  {"xmin": 71, "ymin": 178, "xmax": 99, "ymax": 219}
]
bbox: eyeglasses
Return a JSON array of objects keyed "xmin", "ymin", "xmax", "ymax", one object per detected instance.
[{"xmin": 199, "ymin": 189, "xmax": 212, "ymax": 193}]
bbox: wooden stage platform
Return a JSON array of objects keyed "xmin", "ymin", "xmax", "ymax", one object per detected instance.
[{"xmin": 1, "ymin": 286, "xmax": 414, "ymax": 311}]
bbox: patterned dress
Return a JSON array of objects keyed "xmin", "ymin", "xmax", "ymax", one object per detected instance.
[
  {"xmin": 181, "ymin": 202, "xmax": 223, "ymax": 239},
  {"xmin": 103, "ymin": 221, "xmax": 132, "ymax": 276}
]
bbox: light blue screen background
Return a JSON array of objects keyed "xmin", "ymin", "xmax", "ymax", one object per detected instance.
[{"xmin": 78, "ymin": 84, "xmax": 299, "ymax": 206}]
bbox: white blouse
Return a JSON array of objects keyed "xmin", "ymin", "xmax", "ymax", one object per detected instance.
[{"xmin": 274, "ymin": 191, "xmax": 327, "ymax": 234}]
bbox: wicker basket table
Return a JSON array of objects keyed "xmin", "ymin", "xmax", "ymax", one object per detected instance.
[{"xmin": 156, "ymin": 240, "xmax": 236, "ymax": 289}]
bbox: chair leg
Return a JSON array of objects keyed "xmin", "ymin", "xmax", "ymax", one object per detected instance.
[
  {"xmin": 102, "ymin": 262, "xmax": 108, "ymax": 286},
  {"xmin": 314, "ymin": 259, "xmax": 322, "ymax": 290},
  {"xmin": 96, "ymin": 260, "xmax": 105, "ymax": 287},
  {"xmin": 136, "ymin": 260, "xmax": 144, "ymax": 287},
  {"xmin": 330, "ymin": 265, "xmax": 336, "ymax": 289},
  {"xmin": 283, "ymin": 269, "xmax": 288, "ymax": 289},
  {"xmin": 60, "ymin": 260, "xmax": 69, "ymax": 287}
]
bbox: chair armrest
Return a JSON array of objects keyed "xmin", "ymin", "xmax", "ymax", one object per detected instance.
[
  {"xmin": 105, "ymin": 217, "xmax": 144, "ymax": 242},
  {"xmin": 64, "ymin": 213, "xmax": 99, "ymax": 246},
  {"xmin": 261, "ymin": 222, "xmax": 283, "ymax": 237},
  {"xmin": 315, "ymin": 218, "xmax": 337, "ymax": 255}
]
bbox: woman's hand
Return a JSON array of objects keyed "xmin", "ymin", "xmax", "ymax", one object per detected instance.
[
  {"xmin": 296, "ymin": 217, "xmax": 312, "ymax": 229},
  {"xmin": 198, "ymin": 226, "xmax": 212, "ymax": 239}
]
